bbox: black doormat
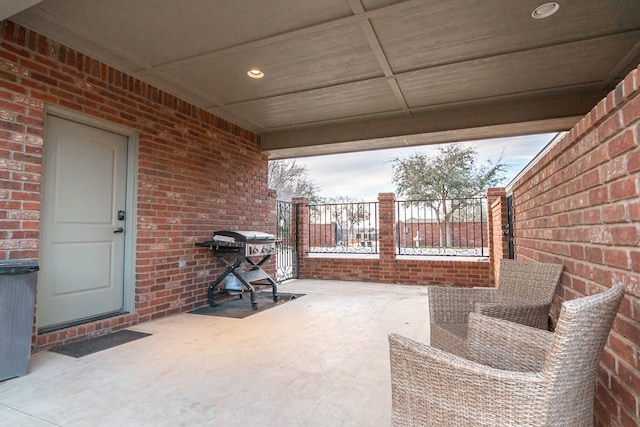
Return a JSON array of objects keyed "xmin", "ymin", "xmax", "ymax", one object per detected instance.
[
  {"xmin": 50, "ymin": 330, "xmax": 151, "ymax": 358},
  {"xmin": 189, "ymin": 292, "xmax": 304, "ymax": 319}
]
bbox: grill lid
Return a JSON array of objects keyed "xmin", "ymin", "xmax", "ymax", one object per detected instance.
[{"xmin": 213, "ymin": 230, "xmax": 275, "ymax": 242}]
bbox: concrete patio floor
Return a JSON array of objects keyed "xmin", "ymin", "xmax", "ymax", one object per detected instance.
[{"xmin": 0, "ymin": 280, "xmax": 430, "ymax": 427}]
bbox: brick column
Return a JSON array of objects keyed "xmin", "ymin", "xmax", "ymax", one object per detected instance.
[
  {"xmin": 292, "ymin": 197, "xmax": 309, "ymax": 276},
  {"xmin": 486, "ymin": 187, "xmax": 507, "ymax": 286},
  {"xmin": 378, "ymin": 193, "xmax": 397, "ymax": 283}
]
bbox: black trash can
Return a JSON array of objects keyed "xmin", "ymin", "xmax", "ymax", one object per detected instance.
[{"xmin": 0, "ymin": 259, "xmax": 39, "ymax": 381}]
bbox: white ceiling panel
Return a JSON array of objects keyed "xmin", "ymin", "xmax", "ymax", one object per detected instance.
[
  {"xmin": 30, "ymin": 0, "xmax": 355, "ymax": 67},
  {"xmin": 398, "ymin": 32, "xmax": 640, "ymax": 108},
  {"xmin": 164, "ymin": 23, "xmax": 384, "ymax": 105},
  {"xmin": 230, "ymin": 78, "xmax": 400, "ymax": 129},
  {"xmin": 371, "ymin": 0, "xmax": 640, "ymax": 73}
]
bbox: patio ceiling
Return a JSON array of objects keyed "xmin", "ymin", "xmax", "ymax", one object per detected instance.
[{"xmin": 6, "ymin": 0, "xmax": 640, "ymax": 159}]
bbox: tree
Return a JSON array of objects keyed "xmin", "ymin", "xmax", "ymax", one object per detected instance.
[
  {"xmin": 391, "ymin": 144, "xmax": 507, "ymax": 247},
  {"xmin": 268, "ymin": 159, "xmax": 320, "ymax": 202}
]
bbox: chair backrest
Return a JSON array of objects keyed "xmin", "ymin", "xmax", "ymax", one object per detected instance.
[
  {"xmin": 542, "ymin": 284, "xmax": 625, "ymax": 424},
  {"xmin": 497, "ymin": 259, "xmax": 563, "ymax": 303}
]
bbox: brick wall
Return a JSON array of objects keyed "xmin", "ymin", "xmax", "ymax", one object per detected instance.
[
  {"xmin": 487, "ymin": 187, "xmax": 508, "ymax": 285},
  {"xmin": 1, "ymin": 21, "xmax": 274, "ymax": 350},
  {"xmin": 394, "ymin": 257, "xmax": 490, "ymax": 286},
  {"xmin": 299, "ymin": 255, "xmax": 490, "ymax": 287},
  {"xmin": 509, "ymin": 65, "xmax": 640, "ymax": 426}
]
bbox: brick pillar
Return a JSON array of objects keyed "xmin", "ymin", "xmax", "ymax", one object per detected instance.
[
  {"xmin": 378, "ymin": 193, "xmax": 397, "ymax": 283},
  {"xmin": 486, "ymin": 187, "xmax": 507, "ymax": 286},
  {"xmin": 292, "ymin": 197, "xmax": 309, "ymax": 277}
]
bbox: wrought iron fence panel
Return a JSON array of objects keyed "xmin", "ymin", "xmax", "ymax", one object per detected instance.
[
  {"xmin": 308, "ymin": 201, "xmax": 379, "ymax": 254},
  {"xmin": 276, "ymin": 200, "xmax": 298, "ymax": 281},
  {"xmin": 396, "ymin": 197, "xmax": 487, "ymax": 256}
]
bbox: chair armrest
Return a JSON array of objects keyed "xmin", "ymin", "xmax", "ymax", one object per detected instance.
[
  {"xmin": 467, "ymin": 313, "xmax": 553, "ymax": 372},
  {"xmin": 475, "ymin": 300, "xmax": 551, "ymax": 329},
  {"xmin": 388, "ymin": 333, "xmax": 546, "ymax": 425},
  {"xmin": 428, "ymin": 286, "xmax": 496, "ymax": 324}
]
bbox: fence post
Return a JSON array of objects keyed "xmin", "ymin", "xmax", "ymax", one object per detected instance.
[
  {"xmin": 378, "ymin": 193, "xmax": 397, "ymax": 283},
  {"xmin": 486, "ymin": 187, "xmax": 507, "ymax": 286},
  {"xmin": 292, "ymin": 197, "xmax": 309, "ymax": 276}
]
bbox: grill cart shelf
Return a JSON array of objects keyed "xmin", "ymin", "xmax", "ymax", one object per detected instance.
[{"xmin": 196, "ymin": 231, "xmax": 278, "ymax": 310}]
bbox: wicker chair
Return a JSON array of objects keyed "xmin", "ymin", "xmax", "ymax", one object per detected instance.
[
  {"xmin": 429, "ymin": 259, "xmax": 563, "ymax": 357},
  {"xmin": 389, "ymin": 284, "xmax": 624, "ymax": 427}
]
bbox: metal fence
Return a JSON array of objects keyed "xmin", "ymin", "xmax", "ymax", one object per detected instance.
[
  {"xmin": 308, "ymin": 201, "xmax": 379, "ymax": 254},
  {"xmin": 275, "ymin": 200, "xmax": 298, "ymax": 281},
  {"xmin": 396, "ymin": 197, "xmax": 487, "ymax": 256},
  {"xmin": 303, "ymin": 197, "xmax": 487, "ymax": 256}
]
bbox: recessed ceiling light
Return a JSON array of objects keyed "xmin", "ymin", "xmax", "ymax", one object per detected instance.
[
  {"xmin": 531, "ymin": 2, "xmax": 560, "ymax": 19},
  {"xmin": 247, "ymin": 69, "xmax": 264, "ymax": 79}
]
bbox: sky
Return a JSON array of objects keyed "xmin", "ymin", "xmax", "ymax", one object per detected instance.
[{"xmin": 294, "ymin": 133, "xmax": 559, "ymax": 201}]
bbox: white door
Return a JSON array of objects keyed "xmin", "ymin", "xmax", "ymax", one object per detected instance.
[{"xmin": 38, "ymin": 115, "xmax": 128, "ymax": 329}]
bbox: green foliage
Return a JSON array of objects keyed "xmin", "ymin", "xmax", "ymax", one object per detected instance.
[
  {"xmin": 392, "ymin": 144, "xmax": 507, "ymax": 246},
  {"xmin": 391, "ymin": 144, "xmax": 507, "ymax": 201}
]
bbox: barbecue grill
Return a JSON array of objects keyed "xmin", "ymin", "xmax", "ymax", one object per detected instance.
[{"xmin": 196, "ymin": 230, "xmax": 278, "ymax": 310}]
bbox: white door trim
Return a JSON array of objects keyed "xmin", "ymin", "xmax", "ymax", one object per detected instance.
[{"xmin": 44, "ymin": 106, "xmax": 139, "ymax": 314}]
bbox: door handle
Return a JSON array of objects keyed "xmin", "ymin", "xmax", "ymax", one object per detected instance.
[{"xmin": 113, "ymin": 227, "xmax": 124, "ymax": 233}]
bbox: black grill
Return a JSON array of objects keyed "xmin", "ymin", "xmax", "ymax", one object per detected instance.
[{"xmin": 196, "ymin": 230, "xmax": 278, "ymax": 310}]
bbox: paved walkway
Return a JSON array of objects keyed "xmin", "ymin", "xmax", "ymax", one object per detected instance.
[{"xmin": 0, "ymin": 280, "xmax": 430, "ymax": 427}]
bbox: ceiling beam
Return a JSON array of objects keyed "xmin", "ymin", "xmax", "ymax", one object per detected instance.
[
  {"xmin": 261, "ymin": 88, "xmax": 602, "ymax": 159},
  {"xmin": 263, "ymin": 117, "xmax": 579, "ymax": 160}
]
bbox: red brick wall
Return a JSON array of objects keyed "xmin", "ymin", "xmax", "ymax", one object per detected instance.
[
  {"xmin": 393, "ymin": 258, "xmax": 490, "ymax": 286},
  {"xmin": 510, "ymin": 65, "xmax": 640, "ymax": 426},
  {"xmin": 1, "ymin": 21, "xmax": 273, "ymax": 349},
  {"xmin": 301, "ymin": 258, "xmax": 381, "ymax": 282},
  {"xmin": 300, "ymin": 256, "xmax": 490, "ymax": 287},
  {"xmin": 487, "ymin": 188, "xmax": 508, "ymax": 285}
]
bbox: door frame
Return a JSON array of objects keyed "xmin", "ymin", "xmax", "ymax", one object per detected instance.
[{"xmin": 44, "ymin": 106, "xmax": 139, "ymax": 315}]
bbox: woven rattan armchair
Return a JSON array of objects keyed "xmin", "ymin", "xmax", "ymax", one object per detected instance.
[
  {"xmin": 429, "ymin": 259, "xmax": 563, "ymax": 357},
  {"xmin": 389, "ymin": 284, "xmax": 624, "ymax": 426}
]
